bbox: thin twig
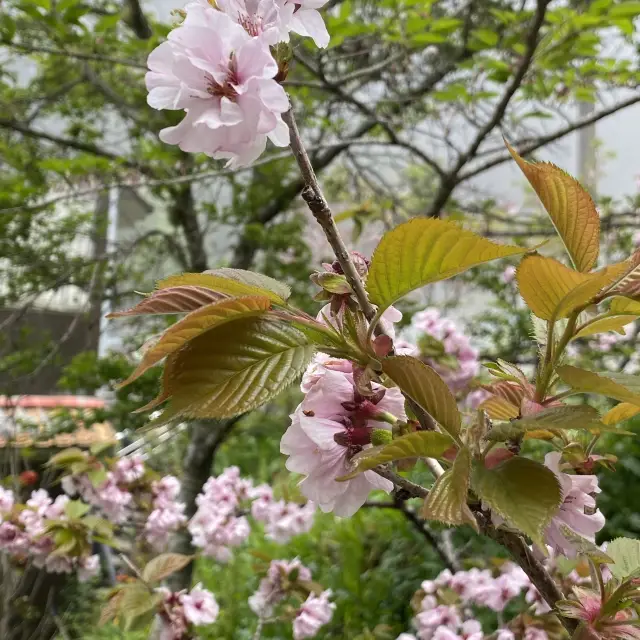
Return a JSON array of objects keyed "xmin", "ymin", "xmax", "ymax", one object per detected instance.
[
  {"xmin": 374, "ymin": 466, "xmax": 429, "ymax": 498},
  {"xmin": 364, "ymin": 500, "xmax": 461, "ymax": 571},
  {"xmin": 282, "ymin": 107, "xmax": 377, "ymax": 321}
]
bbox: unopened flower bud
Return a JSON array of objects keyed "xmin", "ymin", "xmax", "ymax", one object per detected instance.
[{"xmin": 371, "ymin": 429, "xmax": 393, "ymax": 446}]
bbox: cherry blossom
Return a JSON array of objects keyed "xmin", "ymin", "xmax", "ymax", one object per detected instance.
[
  {"xmin": 402, "ymin": 308, "xmax": 479, "ymax": 393},
  {"xmin": 145, "ymin": 475, "xmax": 187, "ymax": 550},
  {"xmin": 293, "ymin": 589, "xmax": 335, "ymax": 639},
  {"xmin": 158, "ymin": 584, "xmax": 219, "ymax": 638},
  {"xmin": 287, "ymin": 0, "xmax": 331, "ymax": 47},
  {"xmin": 77, "ymin": 554, "xmax": 101, "ymax": 582},
  {"xmin": 190, "ymin": 467, "xmax": 314, "ymax": 560},
  {"xmin": 595, "ymin": 332, "xmax": 620, "ymax": 352},
  {"xmin": 397, "ymin": 563, "xmax": 571, "ymax": 640},
  {"xmin": 300, "ymin": 352, "xmax": 353, "ymax": 393},
  {"xmin": 146, "ymin": 4, "xmax": 289, "ymax": 167},
  {"xmin": 113, "ymin": 455, "xmax": 145, "ymax": 484},
  {"xmin": 281, "ymin": 367, "xmax": 406, "ymax": 516},
  {"xmin": 216, "ymin": 0, "xmax": 295, "ymax": 42},
  {"xmin": 543, "ymin": 452, "xmax": 605, "ymax": 556},
  {"xmin": 0, "ymin": 487, "xmax": 101, "ymax": 578},
  {"xmin": 94, "ymin": 472, "xmax": 133, "ymax": 523},
  {"xmin": 501, "ymin": 265, "xmax": 517, "ymax": 284},
  {"xmin": 249, "ymin": 558, "xmax": 312, "ymax": 616},
  {"xmin": 180, "ymin": 583, "xmax": 220, "ymax": 625},
  {"xmin": 0, "ymin": 487, "xmax": 14, "ymax": 514},
  {"xmin": 524, "ymin": 627, "xmax": 549, "ymax": 640}
]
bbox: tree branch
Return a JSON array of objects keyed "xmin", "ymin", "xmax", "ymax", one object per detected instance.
[
  {"xmin": 427, "ymin": 0, "xmax": 550, "ymax": 216},
  {"xmin": 4, "ymin": 42, "xmax": 146, "ymax": 69},
  {"xmin": 374, "ymin": 467, "xmax": 429, "ymax": 498},
  {"xmin": 373, "ymin": 466, "xmax": 578, "ymax": 634},
  {"xmin": 82, "ymin": 63, "xmax": 144, "ymax": 125},
  {"xmin": 286, "ymin": 101, "xmax": 578, "ymax": 633},
  {"xmin": 0, "ymin": 118, "xmax": 147, "ymax": 172},
  {"xmin": 282, "ymin": 107, "xmax": 377, "ymax": 320},
  {"xmin": 459, "ymin": 92, "xmax": 640, "ymax": 181},
  {"xmin": 363, "ymin": 499, "xmax": 461, "ymax": 572},
  {"xmin": 123, "ymin": 0, "xmax": 153, "ymax": 39}
]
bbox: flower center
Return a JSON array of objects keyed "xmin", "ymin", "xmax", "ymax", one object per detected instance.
[
  {"xmin": 206, "ymin": 58, "xmax": 240, "ymax": 100},
  {"xmin": 238, "ymin": 13, "xmax": 263, "ymax": 37}
]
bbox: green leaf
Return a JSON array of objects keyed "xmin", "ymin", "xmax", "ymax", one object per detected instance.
[
  {"xmin": 606, "ymin": 537, "xmax": 640, "ymax": 579},
  {"xmin": 486, "ymin": 405, "xmax": 633, "ymax": 441},
  {"xmin": 602, "ymin": 402, "xmax": 640, "ymax": 425},
  {"xmin": 556, "ymin": 366, "xmax": 640, "ymax": 406},
  {"xmin": 336, "ymin": 431, "xmax": 453, "ymax": 481},
  {"xmin": 133, "ymin": 351, "xmax": 180, "ymax": 414},
  {"xmin": 507, "ymin": 143, "xmax": 600, "ymax": 272},
  {"xmin": 609, "ymin": 2, "xmax": 640, "ymax": 18},
  {"xmin": 46, "ymin": 447, "xmax": 86, "ymax": 467},
  {"xmin": 205, "ymin": 267, "xmax": 291, "ymax": 302},
  {"xmin": 478, "ymin": 396, "xmax": 520, "ymax": 421},
  {"xmin": 116, "ymin": 296, "xmax": 271, "ymax": 387},
  {"xmin": 64, "ymin": 500, "xmax": 91, "ymax": 519},
  {"xmin": 472, "ymin": 28, "xmax": 499, "ymax": 46},
  {"xmin": 83, "ymin": 515, "xmax": 113, "ymax": 538},
  {"xmin": 574, "ymin": 315, "xmax": 636, "ymax": 339},
  {"xmin": 155, "ymin": 317, "xmax": 314, "ymax": 420},
  {"xmin": 310, "ymin": 272, "xmax": 352, "ymax": 294},
  {"xmin": 119, "ymin": 582, "xmax": 162, "ymax": 623},
  {"xmin": 602, "ymin": 251, "xmax": 640, "ymax": 300},
  {"xmin": 142, "ymin": 553, "xmax": 193, "ymax": 584},
  {"xmin": 366, "ymin": 218, "xmax": 527, "ymax": 312},
  {"xmin": 99, "ymin": 589, "xmax": 124, "ymax": 626},
  {"xmin": 421, "ymin": 447, "xmax": 478, "ymax": 531},
  {"xmin": 471, "ymin": 457, "xmax": 562, "ymax": 547},
  {"xmin": 558, "ymin": 526, "xmax": 613, "ymax": 564},
  {"xmin": 516, "ymin": 254, "xmax": 627, "ymax": 321},
  {"xmin": 107, "ymin": 286, "xmax": 227, "ymax": 317},
  {"xmin": 382, "ymin": 356, "xmax": 461, "ymax": 437},
  {"xmin": 610, "ymin": 297, "xmax": 640, "ymax": 315},
  {"xmin": 157, "ymin": 271, "xmax": 288, "ymax": 304},
  {"xmin": 87, "ymin": 467, "xmax": 108, "ymax": 488}
]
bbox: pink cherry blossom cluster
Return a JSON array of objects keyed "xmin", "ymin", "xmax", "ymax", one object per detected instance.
[
  {"xmin": 403, "ymin": 308, "xmax": 480, "ymax": 394},
  {"xmin": 144, "ymin": 475, "xmax": 188, "ymax": 550},
  {"xmin": 293, "ymin": 590, "xmax": 336, "ymax": 639},
  {"xmin": 189, "ymin": 466, "xmax": 315, "ymax": 562},
  {"xmin": 146, "ymin": 0, "xmax": 330, "ymax": 167},
  {"xmin": 0, "ymin": 487, "xmax": 99, "ymax": 579},
  {"xmin": 593, "ymin": 332, "xmax": 622, "ymax": 352},
  {"xmin": 157, "ymin": 583, "xmax": 220, "ymax": 639},
  {"xmin": 397, "ymin": 562, "xmax": 560, "ymax": 640},
  {"xmin": 61, "ymin": 459, "xmax": 137, "ymax": 524},
  {"xmin": 282, "ymin": 353, "xmax": 406, "ymax": 517},
  {"xmin": 249, "ymin": 558, "xmax": 335, "ymax": 639},
  {"xmin": 250, "ymin": 483, "xmax": 316, "ymax": 543},
  {"xmin": 61, "ymin": 455, "xmax": 189, "ymax": 548}
]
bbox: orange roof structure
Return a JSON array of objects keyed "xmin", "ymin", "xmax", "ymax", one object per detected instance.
[{"xmin": 0, "ymin": 395, "xmax": 117, "ymax": 449}]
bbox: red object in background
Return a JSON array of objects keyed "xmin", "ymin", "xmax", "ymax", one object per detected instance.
[{"xmin": 19, "ymin": 470, "xmax": 39, "ymax": 486}]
